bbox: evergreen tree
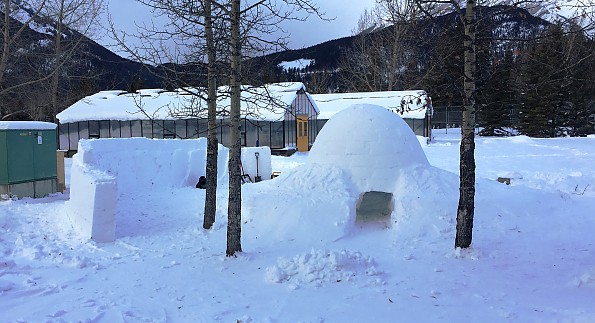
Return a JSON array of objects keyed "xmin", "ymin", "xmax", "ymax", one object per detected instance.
[
  {"xmin": 518, "ymin": 24, "xmax": 567, "ymax": 137},
  {"xmin": 478, "ymin": 50, "xmax": 516, "ymax": 136}
]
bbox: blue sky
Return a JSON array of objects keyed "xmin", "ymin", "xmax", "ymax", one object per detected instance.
[{"xmin": 99, "ymin": 0, "xmax": 376, "ymax": 56}]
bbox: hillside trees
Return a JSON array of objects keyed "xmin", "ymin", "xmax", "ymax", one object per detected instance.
[
  {"xmin": 42, "ymin": 0, "xmax": 104, "ymax": 122},
  {"xmin": 518, "ymin": 22, "xmax": 595, "ymax": 137},
  {"xmin": 0, "ymin": 0, "xmax": 47, "ymax": 119},
  {"xmin": 477, "ymin": 50, "xmax": 516, "ymax": 136},
  {"xmin": 0, "ymin": 0, "xmax": 104, "ymax": 121},
  {"xmin": 338, "ymin": 0, "xmax": 424, "ymax": 92}
]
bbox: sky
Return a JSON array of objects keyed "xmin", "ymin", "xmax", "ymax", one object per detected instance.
[{"xmin": 99, "ymin": 0, "xmax": 377, "ymax": 58}]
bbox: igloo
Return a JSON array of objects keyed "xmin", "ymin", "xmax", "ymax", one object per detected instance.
[
  {"xmin": 244, "ymin": 104, "xmax": 432, "ymax": 242},
  {"xmin": 309, "ymin": 104, "xmax": 429, "ymax": 193},
  {"xmin": 309, "ymin": 104, "xmax": 429, "ymax": 226}
]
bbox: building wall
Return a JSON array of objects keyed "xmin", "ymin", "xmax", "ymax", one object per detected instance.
[
  {"xmin": 58, "ymin": 92, "xmax": 431, "ymax": 152},
  {"xmin": 59, "ymin": 115, "xmax": 428, "ymax": 153}
]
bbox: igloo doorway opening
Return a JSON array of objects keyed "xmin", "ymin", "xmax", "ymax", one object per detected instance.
[{"xmin": 355, "ymin": 191, "xmax": 393, "ymax": 228}]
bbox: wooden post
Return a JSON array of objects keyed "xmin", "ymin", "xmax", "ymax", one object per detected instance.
[{"xmin": 56, "ymin": 150, "xmax": 66, "ymax": 192}]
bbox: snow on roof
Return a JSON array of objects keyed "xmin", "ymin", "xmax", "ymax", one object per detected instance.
[
  {"xmin": 56, "ymin": 82, "xmax": 316, "ymax": 123},
  {"xmin": 278, "ymin": 59, "xmax": 314, "ymax": 71},
  {"xmin": 309, "ymin": 104, "xmax": 429, "ymax": 193},
  {"xmin": 311, "ymin": 90, "xmax": 431, "ymax": 120},
  {"xmin": 0, "ymin": 121, "xmax": 57, "ymax": 130}
]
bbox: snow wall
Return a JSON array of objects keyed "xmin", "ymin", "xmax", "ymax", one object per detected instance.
[{"xmin": 67, "ymin": 137, "xmax": 271, "ymax": 242}]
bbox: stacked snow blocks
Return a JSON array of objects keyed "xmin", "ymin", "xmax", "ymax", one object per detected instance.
[{"xmin": 67, "ymin": 138, "xmax": 272, "ymax": 242}]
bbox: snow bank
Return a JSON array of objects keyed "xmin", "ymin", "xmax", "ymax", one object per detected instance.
[
  {"xmin": 265, "ymin": 249, "xmax": 382, "ymax": 288},
  {"xmin": 244, "ymin": 163, "xmax": 357, "ymax": 243}
]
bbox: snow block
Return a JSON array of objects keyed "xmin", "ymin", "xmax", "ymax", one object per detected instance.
[
  {"xmin": 67, "ymin": 159, "xmax": 117, "ymax": 243},
  {"xmin": 241, "ymin": 146, "xmax": 272, "ymax": 182}
]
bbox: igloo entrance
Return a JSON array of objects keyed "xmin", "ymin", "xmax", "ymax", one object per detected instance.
[{"xmin": 356, "ymin": 191, "xmax": 393, "ymax": 227}]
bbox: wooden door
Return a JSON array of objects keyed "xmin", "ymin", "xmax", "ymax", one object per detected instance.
[{"xmin": 296, "ymin": 115, "xmax": 309, "ymax": 152}]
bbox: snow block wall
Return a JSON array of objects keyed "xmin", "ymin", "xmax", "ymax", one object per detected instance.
[
  {"xmin": 67, "ymin": 138, "xmax": 229, "ymax": 242},
  {"xmin": 73, "ymin": 138, "xmax": 229, "ymax": 192},
  {"xmin": 66, "ymin": 137, "xmax": 273, "ymax": 242}
]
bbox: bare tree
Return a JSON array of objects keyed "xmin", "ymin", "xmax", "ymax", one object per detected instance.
[
  {"xmin": 111, "ymin": 0, "xmax": 229, "ymax": 233},
  {"xmin": 455, "ymin": 0, "xmax": 476, "ymax": 248},
  {"xmin": 203, "ymin": 0, "xmax": 218, "ymax": 230},
  {"xmin": 0, "ymin": 0, "xmax": 103, "ymax": 120},
  {"xmin": 42, "ymin": 0, "xmax": 103, "ymax": 121},
  {"xmin": 0, "ymin": 0, "xmax": 47, "ymax": 117},
  {"xmin": 410, "ymin": 0, "xmax": 595, "ymax": 248},
  {"xmin": 224, "ymin": 0, "xmax": 323, "ymax": 257},
  {"xmin": 112, "ymin": 0, "xmax": 322, "ymax": 256},
  {"xmin": 226, "ymin": 0, "xmax": 242, "ymax": 256},
  {"xmin": 339, "ymin": 0, "xmax": 424, "ymax": 92}
]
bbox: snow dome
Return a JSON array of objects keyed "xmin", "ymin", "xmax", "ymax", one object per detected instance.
[{"xmin": 309, "ymin": 104, "xmax": 429, "ymax": 192}]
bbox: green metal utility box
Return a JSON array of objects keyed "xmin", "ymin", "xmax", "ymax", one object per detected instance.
[{"xmin": 0, "ymin": 121, "xmax": 58, "ymax": 198}]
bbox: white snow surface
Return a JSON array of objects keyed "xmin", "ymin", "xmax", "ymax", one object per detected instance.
[
  {"xmin": 278, "ymin": 59, "xmax": 314, "ymax": 70},
  {"xmin": 0, "ymin": 121, "xmax": 57, "ymax": 130},
  {"xmin": 1, "ymin": 127, "xmax": 595, "ymax": 321},
  {"xmin": 56, "ymin": 82, "xmax": 317, "ymax": 123},
  {"xmin": 311, "ymin": 90, "xmax": 431, "ymax": 119}
]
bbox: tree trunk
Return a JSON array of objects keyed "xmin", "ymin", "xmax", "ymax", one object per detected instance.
[
  {"xmin": 203, "ymin": 0, "xmax": 218, "ymax": 230},
  {"xmin": 49, "ymin": 0, "xmax": 64, "ymax": 122},
  {"xmin": 226, "ymin": 0, "xmax": 242, "ymax": 257},
  {"xmin": 0, "ymin": 0, "xmax": 11, "ymax": 85},
  {"xmin": 455, "ymin": 0, "xmax": 476, "ymax": 248}
]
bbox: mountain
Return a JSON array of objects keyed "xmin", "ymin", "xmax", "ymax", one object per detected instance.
[
  {"xmin": 0, "ymin": 1, "xmax": 165, "ymax": 120},
  {"xmin": 247, "ymin": 5, "xmax": 551, "ymax": 76},
  {"xmin": 0, "ymin": 2, "xmax": 560, "ymax": 120}
]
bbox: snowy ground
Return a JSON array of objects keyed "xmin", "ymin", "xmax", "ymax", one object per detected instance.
[{"xmin": 1, "ymin": 129, "xmax": 595, "ymax": 322}]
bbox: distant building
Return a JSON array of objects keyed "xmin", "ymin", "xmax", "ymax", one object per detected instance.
[
  {"xmin": 57, "ymin": 83, "xmax": 319, "ymax": 155},
  {"xmin": 310, "ymin": 90, "xmax": 433, "ymax": 139},
  {"xmin": 57, "ymin": 84, "xmax": 433, "ymax": 155}
]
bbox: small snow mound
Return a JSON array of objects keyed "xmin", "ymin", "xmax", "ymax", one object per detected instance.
[
  {"xmin": 265, "ymin": 249, "xmax": 382, "ymax": 287},
  {"xmin": 449, "ymin": 247, "xmax": 480, "ymax": 260},
  {"xmin": 570, "ymin": 269, "xmax": 595, "ymax": 288},
  {"xmin": 0, "ymin": 279, "xmax": 15, "ymax": 292},
  {"xmin": 244, "ymin": 163, "xmax": 357, "ymax": 243},
  {"xmin": 508, "ymin": 135, "xmax": 533, "ymax": 144},
  {"xmin": 497, "ymin": 171, "xmax": 523, "ymax": 180}
]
